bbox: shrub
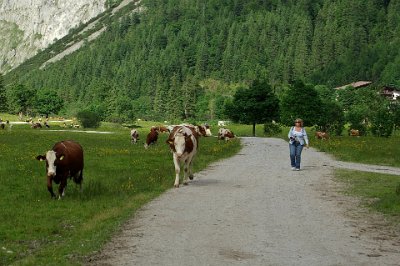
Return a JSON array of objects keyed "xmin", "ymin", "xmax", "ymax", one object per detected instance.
[
  {"xmin": 76, "ymin": 110, "xmax": 101, "ymax": 128},
  {"xmin": 263, "ymin": 122, "xmax": 282, "ymax": 136}
]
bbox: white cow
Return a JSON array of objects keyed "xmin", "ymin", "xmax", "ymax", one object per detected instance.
[
  {"xmin": 130, "ymin": 129, "xmax": 139, "ymax": 144},
  {"xmin": 218, "ymin": 128, "xmax": 235, "ymax": 141},
  {"xmin": 166, "ymin": 126, "xmax": 198, "ymax": 187}
]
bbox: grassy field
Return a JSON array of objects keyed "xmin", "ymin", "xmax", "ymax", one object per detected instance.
[
  {"xmin": 1, "ymin": 118, "xmax": 399, "ymax": 264},
  {"xmin": 0, "ymin": 121, "xmax": 241, "ymax": 265}
]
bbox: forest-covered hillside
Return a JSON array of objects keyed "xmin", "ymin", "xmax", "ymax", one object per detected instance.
[{"xmin": 3, "ymin": 0, "xmax": 400, "ymax": 122}]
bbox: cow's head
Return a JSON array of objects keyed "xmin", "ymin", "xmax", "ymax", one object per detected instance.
[
  {"xmin": 167, "ymin": 128, "xmax": 192, "ymax": 158},
  {"xmin": 36, "ymin": 151, "xmax": 65, "ymax": 177}
]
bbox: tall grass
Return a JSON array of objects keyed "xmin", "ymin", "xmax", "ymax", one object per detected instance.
[{"xmin": 0, "ymin": 125, "xmax": 241, "ymax": 265}]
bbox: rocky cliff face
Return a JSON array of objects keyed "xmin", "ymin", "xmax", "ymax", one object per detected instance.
[{"xmin": 0, "ymin": 0, "xmax": 107, "ymax": 73}]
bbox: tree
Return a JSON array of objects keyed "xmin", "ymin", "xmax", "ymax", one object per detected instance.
[
  {"xmin": 6, "ymin": 84, "xmax": 35, "ymax": 115},
  {"xmin": 280, "ymin": 80, "xmax": 322, "ymax": 126},
  {"xmin": 34, "ymin": 88, "xmax": 64, "ymax": 116},
  {"xmin": 0, "ymin": 73, "xmax": 7, "ymax": 112},
  {"xmin": 225, "ymin": 80, "xmax": 279, "ymax": 136}
]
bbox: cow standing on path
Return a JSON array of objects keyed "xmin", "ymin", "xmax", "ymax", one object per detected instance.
[
  {"xmin": 36, "ymin": 140, "xmax": 84, "ymax": 199},
  {"xmin": 166, "ymin": 126, "xmax": 198, "ymax": 187}
]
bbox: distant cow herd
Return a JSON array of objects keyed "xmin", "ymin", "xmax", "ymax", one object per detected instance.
[{"xmin": 35, "ymin": 123, "xmax": 236, "ymax": 199}]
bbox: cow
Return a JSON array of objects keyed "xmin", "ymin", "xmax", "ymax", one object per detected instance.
[
  {"xmin": 350, "ymin": 129, "xmax": 360, "ymax": 136},
  {"xmin": 144, "ymin": 126, "xmax": 158, "ymax": 149},
  {"xmin": 31, "ymin": 122, "xmax": 42, "ymax": 129},
  {"xmin": 195, "ymin": 124, "xmax": 212, "ymax": 137},
  {"xmin": 218, "ymin": 128, "xmax": 235, "ymax": 141},
  {"xmin": 36, "ymin": 140, "xmax": 84, "ymax": 199},
  {"xmin": 130, "ymin": 129, "xmax": 139, "ymax": 144},
  {"xmin": 315, "ymin": 131, "xmax": 329, "ymax": 140},
  {"xmin": 166, "ymin": 125, "xmax": 198, "ymax": 187},
  {"xmin": 155, "ymin": 125, "xmax": 169, "ymax": 133}
]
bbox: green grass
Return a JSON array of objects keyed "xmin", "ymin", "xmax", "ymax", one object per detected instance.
[
  {"xmin": 0, "ymin": 124, "xmax": 241, "ymax": 265},
  {"xmin": 311, "ymin": 135, "xmax": 400, "ymax": 167},
  {"xmin": 335, "ymin": 169, "xmax": 400, "ymax": 220}
]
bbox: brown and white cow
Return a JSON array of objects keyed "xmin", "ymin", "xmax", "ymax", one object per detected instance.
[
  {"xmin": 195, "ymin": 124, "xmax": 212, "ymax": 137},
  {"xmin": 315, "ymin": 131, "xmax": 329, "ymax": 140},
  {"xmin": 166, "ymin": 125, "xmax": 198, "ymax": 187},
  {"xmin": 130, "ymin": 129, "xmax": 139, "ymax": 144},
  {"xmin": 218, "ymin": 128, "xmax": 235, "ymax": 141},
  {"xmin": 36, "ymin": 140, "xmax": 84, "ymax": 199},
  {"xmin": 350, "ymin": 129, "xmax": 360, "ymax": 136},
  {"xmin": 144, "ymin": 126, "xmax": 159, "ymax": 149}
]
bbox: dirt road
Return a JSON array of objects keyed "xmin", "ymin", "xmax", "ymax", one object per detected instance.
[{"xmin": 88, "ymin": 137, "xmax": 400, "ymax": 265}]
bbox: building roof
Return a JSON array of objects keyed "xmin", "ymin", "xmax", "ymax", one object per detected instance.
[{"xmin": 334, "ymin": 81, "xmax": 372, "ymax": 90}]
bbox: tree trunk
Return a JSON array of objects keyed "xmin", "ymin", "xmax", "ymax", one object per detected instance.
[{"xmin": 252, "ymin": 122, "xmax": 256, "ymax": 137}]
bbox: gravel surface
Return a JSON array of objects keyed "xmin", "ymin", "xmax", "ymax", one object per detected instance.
[{"xmin": 87, "ymin": 137, "xmax": 400, "ymax": 266}]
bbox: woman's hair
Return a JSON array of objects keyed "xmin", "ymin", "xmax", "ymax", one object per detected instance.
[{"xmin": 294, "ymin": 118, "xmax": 303, "ymax": 127}]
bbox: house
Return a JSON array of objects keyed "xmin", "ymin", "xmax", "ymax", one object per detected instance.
[
  {"xmin": 380, "ymin": 85, "xmax": 400, "ymax": 100},
  {"xmin": 334, "ymin": 81, "xmax": 372, "ymax": 90}
]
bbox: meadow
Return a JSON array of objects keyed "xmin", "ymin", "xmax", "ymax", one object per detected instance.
[
  {"xmin": 0, "ymin": 120, "xmax": 242, "ymax": 265},
  {"xmin": 1, "ymin": 118, "xmax": 399, "ymax": 265}
]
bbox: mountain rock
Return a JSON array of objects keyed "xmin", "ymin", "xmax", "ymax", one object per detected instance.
[{"xmin": 0, "ymin": 0, "xmax": 107, "ymax": 73}]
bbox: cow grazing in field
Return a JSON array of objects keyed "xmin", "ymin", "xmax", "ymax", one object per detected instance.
[
  {"xmin": 350, "ymin": 129, "xmax": 360, "ymax": 136},
  {"xmin": 195, "ymin": 124, "xmax": 212, "ymax": 137},
  {"xmin": 144, "ymin": 127, "xmax": 159, "ymax": 149},
  {"xmin": 155, "ymin": 125, "xmax": 169, "ymax": 133},
  {"xmin": 130, "ymin": 129, "xmax": 139, "ymax": 144},
  {"xmin": 36, "ymin": 140, "xmax": 84, "ymax": 199},
  {"xmin": 315, "ymin": 131, "xmax": 329, "ymax": 140},
  {"xmin": 218, "ymin": 128, "xmax": 235, "ymax": 141},
  {"xmin": 166, "ymin": 125, "xmax": 198, "ymax": 187},
  {"xmin": 31, "ymin": 122, "xmax": 42, "ymax": 129}
]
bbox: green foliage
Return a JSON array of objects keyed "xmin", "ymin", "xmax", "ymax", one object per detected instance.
[
  {"xmin": 263, "ymin": 122, "xmax": 282, "ymax": 137},
  {"xmin": 6, "ymin": 83, "xmax": 35, "ymax": 114},
  {"xmin": 76, "ymin": 110, "xmax": 102, "ymax": 128},
  {"xmin": 4, "ymin": 0, "xmax": 400, "ymax": 122},
  {"xmin": 33, "ymin": 88, "xmax": 64, "ymax": 116},
  {"xmin": 370, "ymin": 104, "xmax": 394, "ymax": 137},
  {"xmin": 225, "ymin": 79, "xmax": 279, "ymax": 136},
  {"xmin": 280, "ymin": 80, "xmax": 322, "ymax": 126},
  {"xmin": 0, "ymin": 73, "xmax": 6, "ymax": 112}
]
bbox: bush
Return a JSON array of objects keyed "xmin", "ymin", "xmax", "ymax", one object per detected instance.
[
  {"xmin": 263, "ymin": 122, "xmax": 282, "ymax": 136},
  {"xmin": 76, "ymin": 110, "xmax": 102, "ymax": 128}
]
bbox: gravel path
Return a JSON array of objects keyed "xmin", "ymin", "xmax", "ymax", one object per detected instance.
[{"xmin": 88, "ymin": 137, "xmax": 400, "ymax": 266}]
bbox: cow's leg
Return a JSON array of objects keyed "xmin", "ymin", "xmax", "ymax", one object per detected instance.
[
  {"xmin": 188, "ymin": 157, "xmax": 194, "ymax": 180},
  {"xmin": 73, "ymin": 170, "xmax": 83, "ymax": 192},
  {"xmin": 58, "ymin": 177, "xmax": 67, "ymax": 199},
  {"xmin": 47, "ymin": 176, "xmax": 56, "ymax": 198},
  {"xmin": 183, "ymin": 159, "xmax": 189, "ymax": 185},
  {"xmin": 173, "ymin": 155, "xmax": 181, "ymax": 188}
]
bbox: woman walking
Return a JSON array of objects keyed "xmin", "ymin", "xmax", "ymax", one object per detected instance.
[{"xmin": 288, "ymin": 118, "xmax": 309, "ymax": 171}]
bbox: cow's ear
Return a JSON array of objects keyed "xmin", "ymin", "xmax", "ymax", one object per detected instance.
[
  {"xmin": 36, "ymin": 155, "xmax": 46, "ymax": 161},
  {"xmin": 166, "ymin": 139, "xmax": 174, "ymax": 145},
  {"xmin": 59, "ymin": 155, "xmax": 65, "ymax": 161}
]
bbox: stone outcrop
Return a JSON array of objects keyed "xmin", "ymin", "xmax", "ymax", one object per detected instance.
[{"xmin": 0, "ymin": 0, "xmax": 107, "ymax": 73}]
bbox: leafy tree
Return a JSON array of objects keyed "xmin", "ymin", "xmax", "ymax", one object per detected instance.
[
  {"xmin": 76, "ymin": 110, "xmax": 102, "ymax": 128},
  {"xmin": 6, "ymin": 84, "xmax": 35, "ymax": 115},
  {"xmin": 225, "ymin": 80, "xmax": 279, "ymax": 136},
  {"xmin": 34, "ymin": 88, "xmax": 64, "ymax": 116},
  {"xmin": 280, "ymin": 80, "xmax": 322, "ymax": 126},
  {"xmin": 0, "ymin": 74, "xmax": 7, "ymax": 112},
  {"xmin": 370, "ymin": 104, "xmax": 394, "ymax": 137}
]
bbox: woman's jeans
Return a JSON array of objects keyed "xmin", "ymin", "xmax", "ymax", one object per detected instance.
[{"xmin": 289, "ymin": 142, "xmax": 303, "ymax": 169}]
